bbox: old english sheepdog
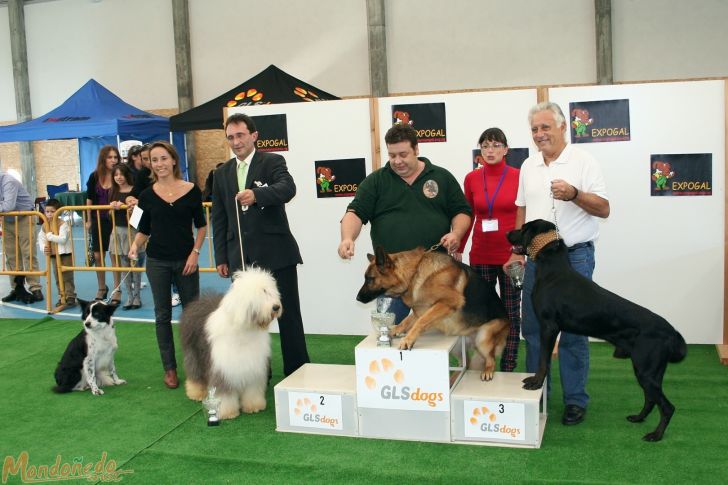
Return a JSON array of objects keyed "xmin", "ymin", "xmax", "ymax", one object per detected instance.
[{"xmin": 180, "ymin": 268, "xmax": 282, "ymax": 419}]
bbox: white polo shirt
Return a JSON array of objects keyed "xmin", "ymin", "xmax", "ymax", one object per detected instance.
[{"xmin": 515, "ymin": 144, "xmax": 608, "ymax": 247}]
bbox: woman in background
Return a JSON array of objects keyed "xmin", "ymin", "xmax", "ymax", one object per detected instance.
[
  {"xmin": 455, "ymin": 128, "xmax": 522, "ymax": 372},
  {"xmin": 85, "ymin": 145, "xmax": 120, "ymax": 302},
  {"xmin": 129, "ymin": 141, "xmax": 206, "ymax": 389}
]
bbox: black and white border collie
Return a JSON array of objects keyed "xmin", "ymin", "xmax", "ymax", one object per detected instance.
[{"xmin": 53, "ymin": 299, "xmax": 126, "ymax": 395}]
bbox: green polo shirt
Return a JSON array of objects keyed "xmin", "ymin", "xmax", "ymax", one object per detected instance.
[{"xmin": 346, "ymin": 157, "xmax": 471, "ymax": 253}]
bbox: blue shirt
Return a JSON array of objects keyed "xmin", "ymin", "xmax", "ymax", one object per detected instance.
[{"xmin": 0, "ymin": 172, "xmax": 34, "ymax": 212}]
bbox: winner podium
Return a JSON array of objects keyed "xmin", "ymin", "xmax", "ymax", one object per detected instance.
[{"xmin": 275, "ymin": 331, "xmax": 546, "ymax": 448}]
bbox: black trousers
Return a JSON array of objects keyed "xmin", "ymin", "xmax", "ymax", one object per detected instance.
[{"xmin": 272, "ymin": 265, "xmax": 310, "ymax": 376}]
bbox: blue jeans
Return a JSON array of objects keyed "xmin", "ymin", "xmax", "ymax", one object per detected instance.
[
  {"xmin": 145, "ymin": 256, "xmax": 200, "ymax": 371},
  {"xmin": 521, "ymin": 244, "xmax": 594, "ymax": 408}
]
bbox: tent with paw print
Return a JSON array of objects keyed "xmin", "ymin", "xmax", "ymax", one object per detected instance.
[{"xmin": 169, "ymin": 64, "xmax": 339, "ymax": 133}]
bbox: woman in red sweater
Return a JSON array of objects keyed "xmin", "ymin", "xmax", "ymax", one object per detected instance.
[{"xmin": 456, "ymin": 127, "xmax": 521, "ymax": 372}]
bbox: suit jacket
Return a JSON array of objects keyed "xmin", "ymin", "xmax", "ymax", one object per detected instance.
[{"xmin": 212, "ymin": 151, "xmax": 302, "ymax": 273}]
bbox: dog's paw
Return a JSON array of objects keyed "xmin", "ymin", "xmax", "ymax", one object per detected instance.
[
  {"xmin": 397, "ymin": 338, "xmax": 415, "ymax": 350},
  {"xmin": 390, "ymin": 324, "xmax": 406, "ymax": 337},
  {"xmin": 218, "ymin": 409, "xmax": 240, "ymax": 420},
  {"xmin": 642, "ymin": 431, "xmax": 663, "ymax": 442},
  {"xmin": 114, "ymin": 379, "xmax": 127, "ymax": 385},
  {"xmin": 480, "ymin": 370, "xmax": 495, "ymax": 382},
  {"xmin": 91, "ymin": 387, "xmax": 104, "ymax": 395},
  {"xmin": 242, "ymin": 401, "xmax": 266, "ymax": 414},
  {"xmin": 626, "ymin": 414, "xmax": 645, "ymax": 423},
  {"xmin": 521, "ymin": 376, "xmax": 544, "ymax": 390}
]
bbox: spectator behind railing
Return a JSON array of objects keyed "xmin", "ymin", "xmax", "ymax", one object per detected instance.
[
  {"xmin": 0, "ymin": 169, "xmax": 44, "ymax": 303},
  {"xmin": 85, "ymin": 145, "xmax": 121, "ymax": 302},
  {"xmin": 109, "ymin": 163, "xmax": 143, "ymax": 310},
  {"xmin": 38, "ymin": 198, "xmax": 77, "ymax": 307}
]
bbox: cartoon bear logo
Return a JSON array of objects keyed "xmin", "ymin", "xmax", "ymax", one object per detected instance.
[
  {"xmin": 651, "ymin": 161, "xmax": 675, "ymax": 191},
  {"xmin": 316, "ymin": 166, "xmax": 336, "ymax": 193},
  {"xmin": 570, "ymin": 108, "xmax": 593, "ymax": 138},
  {"xmin": 392, "ymin": 111, "xmax": 413, "ymax": 126}
]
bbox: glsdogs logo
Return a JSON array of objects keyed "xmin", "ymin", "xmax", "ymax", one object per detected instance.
[
  {"xmin": 468, "ymin": 405, "xmax": 522, "ymax": 439},
  {"xmin": 294, "ymin": 397, "xmax": 339, "ymax": 428},
  {"xmin": 364, "ymin": 358, "xmax": 444, "ymax": 408}
]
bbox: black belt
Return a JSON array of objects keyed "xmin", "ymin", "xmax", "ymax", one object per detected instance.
[{"xmin": 568, "ymin": 241, "xmax": 593, "ymax": 252}]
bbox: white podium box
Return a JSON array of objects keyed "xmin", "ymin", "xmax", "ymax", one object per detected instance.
[
  {"xmin": 450, "ymin": 370, "xmax": 546, "ymax": 448},
  {"xmin": 355, "ymin": 333, "xmax": 464, "ymax": 442},
  {"xmin": 274, "ymin": 364, "xmax": 358, "ymax": 437}
]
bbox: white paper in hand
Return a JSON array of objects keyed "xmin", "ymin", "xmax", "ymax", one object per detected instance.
[{"xmin": 129, "ymin": 205, "xmax": 143, "ymax": 229}]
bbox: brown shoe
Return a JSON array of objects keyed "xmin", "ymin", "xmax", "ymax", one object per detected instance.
[{"xmin": 164, "ymin": 369, "xmax": 179, "ymax": 389}]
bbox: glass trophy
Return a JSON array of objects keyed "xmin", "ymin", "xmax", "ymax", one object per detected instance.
[
  {"xmin": 371, "ymin": 296, "xmax": 396, "ymax": 347},
  {"xmin": 202, "ymin": 387, "xmax": 221, "ymax": 426},
  {"xmin": 505, "ymin": 261, "xmax": 525, "ymax": 290}
]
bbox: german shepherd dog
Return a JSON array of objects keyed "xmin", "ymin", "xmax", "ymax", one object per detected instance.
[
  {"xmin": 357, "ymin": 246, "xmax": 510, "ymax": 381},
  {"xmin": 507, "ymin": 219, "xmax": 687, "ymax": 441}
]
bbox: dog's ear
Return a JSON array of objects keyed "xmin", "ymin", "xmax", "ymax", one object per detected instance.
[
  {"xmin": 78, "ymin": 298, "xmax": 90, "ymax": 313},
  {"xmin": 374, "ymin": 246, "xmax": 392, "ymax": 269},
  {"xmin": 367, "ymin": 253, "xmax": 375, "ymax": 263},
  {"xmin": 106, "ymin": 302, "xmax": 119, "ymax": 316}
]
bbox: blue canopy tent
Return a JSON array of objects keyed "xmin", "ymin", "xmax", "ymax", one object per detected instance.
[{"xmin": 0, "ymin": 79, "xmax": 184, "ymax": 185}]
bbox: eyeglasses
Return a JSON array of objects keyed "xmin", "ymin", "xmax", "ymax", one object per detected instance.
[{"xmin": 480, "ymin": 143, "xmax": 505, "ymax": 150}]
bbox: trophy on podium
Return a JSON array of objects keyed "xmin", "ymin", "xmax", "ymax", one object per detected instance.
[{"xmin": 370, "ymin": 296, "xmax": 396, "ymax": 347}]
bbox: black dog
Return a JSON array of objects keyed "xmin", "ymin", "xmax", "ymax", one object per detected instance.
[
  {"xmin": 53, "ymin": 299, "xmax": 125, "ymax": 395},
  {"xmin": 507, "ymin": 219, "xmax": 687, "ymax": 441}
]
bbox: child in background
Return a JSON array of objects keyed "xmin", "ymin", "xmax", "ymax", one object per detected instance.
[
  {"xmin": 109, "ymin": 163, "xmax": 143, "ymax": 309},
  {"xmin": 38, "ymin": 199, "xmax": 77, "ymax": 307}
]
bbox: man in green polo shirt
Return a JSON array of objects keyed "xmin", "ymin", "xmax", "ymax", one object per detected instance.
[{"xmin": 338, "ymin": 124, "xmax": 472, "ymax": 321}]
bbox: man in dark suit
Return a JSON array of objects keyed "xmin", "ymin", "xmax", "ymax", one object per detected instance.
[{"xmin": 212, "ymin": 113, "xmax": 310, "ymax": 376}]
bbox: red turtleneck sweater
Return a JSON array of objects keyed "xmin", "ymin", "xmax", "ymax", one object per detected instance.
[{"xmin": 458, "ymin": 159, "xmax": 520, "ymax": 265}]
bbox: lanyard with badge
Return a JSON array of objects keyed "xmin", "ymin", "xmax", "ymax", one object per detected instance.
[{"xmin": 481, "ymin": 165, "xmax": 508, "ymax": 232}]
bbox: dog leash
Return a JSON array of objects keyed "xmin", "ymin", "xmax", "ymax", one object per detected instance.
[
  {"xmin": 550, "ymin": 191, "xmax": 562, "ymax": 240},
  {"xmin": 235, "ymin": 196, "xmax": 247, "ymax": 271},
  {"xmin": 103, "ymin": 258, "xmax": 135, "ymax": 305}
]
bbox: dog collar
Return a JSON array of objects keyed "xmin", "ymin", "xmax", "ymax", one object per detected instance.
[{"xmin": 527, "ymin": 230, "xmax": 560, "ymax": 260}]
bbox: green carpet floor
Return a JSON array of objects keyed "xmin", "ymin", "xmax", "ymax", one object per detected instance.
[{"xmin": 1, "ymin": 317, "xmax": 727, "ymax": 484}]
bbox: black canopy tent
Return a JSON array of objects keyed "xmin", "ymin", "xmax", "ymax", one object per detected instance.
[{"xmin": 169, "ymin": 65, "xmax": 339, "ymax": 132}]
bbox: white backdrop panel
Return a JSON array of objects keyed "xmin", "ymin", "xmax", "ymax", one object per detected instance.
[
  {"xmin": 549, "ymin": 81, "xmax": 725, "ymax": 344},
  {"xmin": 228, "ymin": 100, "xmax": 374, "ymax": 335}
]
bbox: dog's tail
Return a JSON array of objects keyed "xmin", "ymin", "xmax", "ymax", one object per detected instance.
[{"xmin": 668, "ymin": 332, "xmax": 688, "ymax": 363}]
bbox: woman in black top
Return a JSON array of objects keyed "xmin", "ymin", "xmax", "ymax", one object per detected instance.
[
  {"xmin": 86, "ymin": 145, "xmax": 120, "ymax": 301},
  {"xmin": 129, "ymin": 141, "xmax": 207, "ymax": 389}
]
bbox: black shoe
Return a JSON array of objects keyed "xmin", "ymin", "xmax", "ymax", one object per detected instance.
[
  {"xmin": 562, "ymin": 404, "xmax": 586, "ymax": 425},
  {"xmin": 64, "ymin": 298, "xmax": 77, "ymax": 308},
  {"xmin": 32, "ymin": 290, "xmax": 44, "ymax": 302},
  {"xmin": 1, "ymin": 290, "xmax": 17, "ymax": 303}
]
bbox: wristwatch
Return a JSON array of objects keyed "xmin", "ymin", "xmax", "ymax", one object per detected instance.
[{"xmin": 192, "ymin": 248, "xmax": 201, "ymax": 254}]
